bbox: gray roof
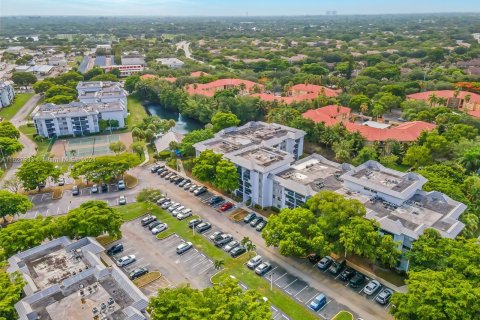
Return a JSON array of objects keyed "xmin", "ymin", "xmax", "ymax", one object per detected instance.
[{"xmin": 32, "ymin": 101, "xmax": 125, "ymax": 120}]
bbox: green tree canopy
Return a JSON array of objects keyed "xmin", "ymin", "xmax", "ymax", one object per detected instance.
[
  {"xmin": 11, "ymin": 72, "xmax": 36, "ymax": 86},
  {"xmin": 192, "ymin": 150, "xmax": 222, "ymax": 182},
  {"xmin": 71, "ymin": 153, "xmax": 138, "ymax": 182},
  {"xmin": 0, "ymin": 122, "xmax": 20, "ymax": 140},
  {"xmin": 109, "ymin": 141, "xmax": 126, "ymax": 155},
  {"xmin": 0, "ymin": 264, "xmax": 26, "ymax": 320},
  {"xmin": 0, "ymin": 137, "xmax": 23, "ymax": 157},
  {"xmin": 214, "ymin": 159, "xmax": 239, "ymax": 192},
  {"xmin": 211, "ymin": 111, "xmax": 241, "ymax": 133},
  {"xmin": 16, "ymin": 157, "xmax": 62, "ymax": 191},
  {"xmin": 177, "ymin": 129, "xmax": 214, "ymax": 156},
  {"xmin": 0, "ymin": 190, "xmax": 32, "ymax": 220}
]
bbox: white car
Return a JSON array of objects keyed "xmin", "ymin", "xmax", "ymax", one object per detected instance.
[
  {"xmin": 151, "ymin": 223, "xmax": 168, "ymax": 235},
  {"xmin": 223, "ymin": 240, "xmax": 240, "ymax": 252},
  {"xmin": 172, "ymin": 206, "xmax": 186, "ymax": 216},
  {"xmin": 117, "ymin": 255, "xmax": 136, "ymax": 267},
  {"xmin": 118, "ymin": 195, "xmax": 127, "ymax": 205},
  {"xmin": 177, "ymin": 209, "xmax": 192, "ymax": 220},
  {"xmin": 363, "ymin": 280, "xmax": 381, "ymax": 296},
  {"xmin": 168, "ymin": 202, "xmax": 181, "ymax": 212},
  {"xmin": 247, "ymin": 255, "xmax": 262, "ymax": 269}
]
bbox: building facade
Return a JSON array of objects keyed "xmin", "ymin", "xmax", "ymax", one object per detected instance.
[{"xmin": 0, "ymin": 80, "xmax": 15, "ymax": 108}]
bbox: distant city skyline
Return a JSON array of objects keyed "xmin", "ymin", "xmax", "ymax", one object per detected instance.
[{"xmin": 1, "ymin": 0, "xmax": 479, "ymax": 16}]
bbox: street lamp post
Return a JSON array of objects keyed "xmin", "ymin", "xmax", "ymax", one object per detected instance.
[{"xmin": 270, "ymin": 272, "xmax": 275, "ymax": 291}]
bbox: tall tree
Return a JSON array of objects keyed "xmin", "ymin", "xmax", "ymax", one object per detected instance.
[
  {"xmin": 109, "ymin": 141, "xmax": 126, "ymax": 155},
  {"xmin": 0, "ymin": 190, "xmax": 33, "ymax": 221},
  {"xmin": 0, "ymin": 265, "xmax": 26, "ymax": 320},
  {"xmin": 71, "ymin": 153, "xmax": 138, "ymax": 182},
  {"xmin": 211, "ymin": 111, "xmax": 241, "ymax": 133},
  {"xmin": 192, "ymin": 150, "xmax": 222, "ymax": 182},
  {"xmin": 16, "ymin": 157, "xmax": 61, "ymax": 191},
  {"xmin": 214, "ymin": 159, "xmax": 239, "ymax": 192},
  {"xmin": 0, "ymin": 122, "xmax": 20, "ymax": 139},
  {"xmin": 339, "ymin": 216, "xmax": 380, "ymax": 260}
]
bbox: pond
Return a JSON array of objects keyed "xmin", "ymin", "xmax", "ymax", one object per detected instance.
[{"xmin": 143, "ymin": 103, "xmax": 204, "ymax": 134}]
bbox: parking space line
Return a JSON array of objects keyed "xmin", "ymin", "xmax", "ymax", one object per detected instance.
[
  {"xmin": 183, "ymin": 252, "xmax": 201, "ymax": 263},
  {"xmin": 273, "ymin": 272, "xmax": 287, "ymax": 284},
  {"xmin": 191, "ymin": 258, "xmax": 209, "ymax": 269},
  {"xmin": 385, "ymin": 302, "xmax": 391, "ymax": 309},
  {"xmin": 359, "ymin": 283, "xmax": 368, "ymax": 294},
  {"xmin": 198, "ymin": 264, "xmax": 214, "ymax": 275},
  {"xmin": 283, "ymin": 279, "xmax": 297, "ymax": 290},
  {"xmin": 293, "ymin": 285, "xmax": 308, "ymax": 297},
  {"xmin": 263, "ymin": 266, "xmax": 278, "ymax": 277},
  {"xmin": 305, "ymin": 293, "xmax": 318, "ymax": 305},
  {"xmin": 373, "ymin": 288, "xmax": 383, "ymax": 301}
]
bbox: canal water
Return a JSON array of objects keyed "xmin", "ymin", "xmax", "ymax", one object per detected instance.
[{"xmin": 143, "ymin": 103, "xmax": 204, "ymax": 134}]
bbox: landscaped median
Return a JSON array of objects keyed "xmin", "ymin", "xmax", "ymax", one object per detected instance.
[
  {"xmin": 332, "ymin": 311, "xmax": 354, "ymax": 320},
  {"xmin": 116, "ymin": 202, "xmax": 318, "ymax": 320},
  {"xmin": 133, "ymin": 271, "xmax": 162, "ymax": 288}
]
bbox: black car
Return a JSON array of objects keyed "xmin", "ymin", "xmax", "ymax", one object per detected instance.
[
  {"xmin": 150, "ymin": 165, "xmax": 160, "ymax": 173},
  {"xmin": 349, "ymin": 273, "xmax": 366, "ymax": 288},
  {"xmin": 214, "ymin": 234, "xmax": 233, "ymax": 247},
  {"xmin": 250, "ymin": 217, "xmax": 264, "ymax": 227},
  {"xmin": 174, "ymin": 177, "xmax": 184, "ymax": 185},
  {"xmin": 195, "ymin": 222, "xmax": 212, "ymax": 233},
  {"xmin": 256, "ymin": 220, "xmax": 267, "ymax": 231},
  {"xmin": 129, "ymin": 267, "xmax": 148, "ymax": 280},
  {"xmin": 141, "ymin": 216, "xmax": 157, "ymax": 226},
  {"xmin": 339, "ymin": 267, "xmax": 356, "ymax": 282},
  {"xmin": 328, "ymin": 260, "xmax": 347, "ymax": 275},
  {"xmin": 101, "ymin": 183, "xmax": 108, "ymax": 192},
  {"xmin": 208, "ymin": 195, "xmax": 224, "ymax": 206},
  {"xmin": 106, "ymin": 243, "xmax": 124, "ymax": 256},
  {"xmin": 194, "ymin": 186, "xmax": 207, "ymax": 196},
  {"xmin": 230, "ymin": 245, "xmax": 246, "ymax": 258},
  {"xmin": 148, "ymin": 220, "xmax": 162, "ymax": 230},
  {"xmin": 157, "ymin": 168, "xmax": 166, "ymax": 175},
  {"xmin": 317, "ymin": 256, "xmax": 333, "ymax": 270},
  {"xmin": 243, "ymin": 212, "xmax": 257, "ymax": 223},
  {"xmin": 188, "ymin": 218, "xmax": 203, "ymax": 228},
  {"xmin": 307, "ymin": 254, "xmax": 322, "ymax": 264}
]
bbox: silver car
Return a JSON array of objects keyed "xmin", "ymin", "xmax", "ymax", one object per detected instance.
[
  {"xmin": 161, "ymin": 201, "xmax": 172, "ymax": 209},
  {"xmin": 177, "ymin": 209, "xmax": 192, "ymax": 220},
  {"xmin": 223, "ymin": 240, "xmax": 240, "ymax": 252},
  {"xmin": 167, "ymin": 202, "xmax": 181, "ymax": 211},
  {"xmin": 117, "ymin": 255, "xmax": 136, "ymax": 267},
  {"xmin": 247, "ymin": 255, "xmax": 262, "ymax": 269},
  {"xmin": 151, "ymin": 223, "xmax": 168, "ymax": 235},
  {"xmin": 172, "ymin": 206, "xmax": 186, "ymax": 216}
]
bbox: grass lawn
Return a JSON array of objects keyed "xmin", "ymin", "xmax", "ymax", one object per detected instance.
[
  {"xmin": 117, "ymin": 202, "xmax": 151, "ymax": 221},
  {"xmin": 332, "ymin": 311, "xmax": 354, "ymax": 320},
  {"xmin": 96, "ymin": 235, "xmax": 119, "ymax": 247},
  {"xmin": 19, "ymin": 124, "xmax": 50, "ymax": 156},
  {"xmin": 116, "ymin": 203, "xmax": 318, "ymax": 320},
  {"xmin": 126, "ymin": 95, "xmax": 148, "ymax": 129},
  {"xmin": 0, "ymin": 93, "xmax": 33, "ymax": 120},
  {"xmin": 133, "ymin": 271, "xmax": 162, "ymax": 287}
]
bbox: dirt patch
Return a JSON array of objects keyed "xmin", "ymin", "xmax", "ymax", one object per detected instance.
[
  {"xmin": 133, "ymin": 271, "xmax": 162, "ymax": 288},
  {"xmin": 124, "ymin": 173, "xmax": 138, "ymax": 188},
  {"xmin": 229, "ymin": 208, "xmax": 249, "ymax": 222}
]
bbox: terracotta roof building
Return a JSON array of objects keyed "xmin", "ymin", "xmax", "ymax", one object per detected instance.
[{"xmin": 407, "ymin": 90, "xmax": 480, "ymax": 118}]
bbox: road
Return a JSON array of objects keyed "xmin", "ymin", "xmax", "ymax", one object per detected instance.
[
  {"xmin": 1, "ymin": 93, "xmax": 42, "ymax": 182},
  {"xmin": 23, "ymin": 164, "xmax": 393, "ymax": 320},
  {"xmin": 176, "ymin": 41, "xmax": 204, "ymax": 64}
]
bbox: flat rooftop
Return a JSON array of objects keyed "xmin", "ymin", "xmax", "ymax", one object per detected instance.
[
  {"xmin": 237, "ymin": 147, "xmax": 287, "ymax": 167},
  {"xmin": 26, "ymin": 245, "xmax": 88, "ymax": 290},
  {"xmin": 351, "ymin": 167, "xmax": 414, "ymax": 192}
]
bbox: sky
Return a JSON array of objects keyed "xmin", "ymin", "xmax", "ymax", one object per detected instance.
[{"xmin": 1, "ymin": 0, "xmax": 479, "ymax": 16}]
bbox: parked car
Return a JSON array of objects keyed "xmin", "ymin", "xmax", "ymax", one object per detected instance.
[
  {"xmin": 72, "ymin": 185, "xmax": 79, "ymax": 196},
  {"xmin": 243, "ymin": 212, "xmax": 257, "ymax": 223},
  {"xmin": 223, "ymin": 240, "xmax": 240, "ymax": 252},
  {"xmin": 38, "ymin": 182, "xmax": 46, "ymax": 189},
  {"xmin": 150, "ymin": 165, "xmax": 161, "ymax": 173},
  {"xmin": 118, "ymin": 195, "xmax": 127, "ymax": 205},
  {"xmin": 188, "ymin": 184, "xmax": 198, "ymax": 192},
  {"xmin": 148, "ymin": 221, "xmax": 162, "ymax": 230},
  {"xmin": 208, "ymin": 195, "xmax": 224, "ymax": 206},
  {"xmin": 118, "ymin": 180, "xmax": 126, "ymax": 190},
  {"xmin": 309, "ymin": 293, "xmax": 327, "ymax": 311},
  {"xmin": 129, "ymin": 267, "xmax": 148, "ymax": 280},
  {"xmin": 247, "ymin": 255, "xmax": 262, "ymax": 269},
  {"xmin": 195, "ymin": 222, "xmax": 212, "ymax": 233},
  {"xmin": 188, "ymin": 218, "xmax": 203, "ymax": 228},
  {"xmin": 168, "ymin": 202, "xmax": 181, "ymax": 212},
  {"xmin": 168, "ymin": 175, "xmax": 178, "ymax": 182},
  {"xmin": 256, "ymin": 220, "xmax": 267, "ymax": 231},
  {"xmin": 339, "ymin": 268, "xmax": 356, "ymax": 282},
  {"xmin": 101, "ymin": 183, "xmax": 108, "ymax": 192},
  {"xmin": 250, "ymin": 217, "xmax": 264, "ymax": 227},
  {"xmin": 349, "ymin": 273, "xmax": 366, "ymax": 288},
  {"xmin": 176, "ymin": 242, "xmax": 193, "ymax": 254},
  {"xmin": 117, "ymin": 255, "xmax": 136, "ymax": 267},
  {"xmin": 183, "ymin": 183, "xmax": 192, "ymax": 190},
  {"xmin": 255, "ymin": 262, "xmax": 272, "ymax": 276},
  {"xmin": 307, "ymin": 254, "xmax": 321, "ymax": 264},
  {"xmin": 141, "ymin": 215, "xmax": 156, "ymax": 226},
  {"xmin": 161, "ymin": 201, "xmax": 172, "ymax": 209},
  {"xmin": 317, "ymin": 256, "xmax": 333, "ymax": 270},
  {"xmin": 209, "ymin": 231, "xmax": 223, "ymax": 241},
  {"xmin": 178, "ymin": 179, "xmax": 190, "ymax": 187},
  {"xmin": 174, "ymin": 177, "xmax": 184, "ymax": 185},
  {"xmin": 219, "ymin": 202, "xmax": 234, "ymax": 212},
  {"xmin": 164, "ymin": 172, "xmax": 174, "ymax": 179},
  {"xmin": 172, "ymin": 206, "xmax": 186, "ymax": 216},
  {"xmin": 58, "ymin": 178, "xmax": 65, "ymax": 186},
  {"xmin": 177, "ymin": 209, "xmax": 192, "ymax": 220},
  {"xmin": 160, "ymin": 170, "xmax": 170, "ymax": 177},
  {"xmin": 375, "ymin": 288, "xmax": 394, "ymax": 305},
  {"xmin": 91, "ymin": 184, "xmax": 99, "ymax": 193},
  {"xmin": 328, "ymin": 260, "xmax": 347, "ymax": 275},
  {"xmin": 157, "ymin": 168, "xmax": 166, "ymax": 175},
  {"xmin": 194, "ymin": 186, "xmax": 207, "ymax": 196},
  {"xmin": 106, "ymin": 243, "xmax": 123, "ymax": 256},
  {"xmin": 230, "ymin": 245, "xmax": 246, "ymax": 258},
  {"xmin": 152, "ymin": 223, "xmax": 168, "ymax": 235},
  {"xmin": 156, "ymin": 197, "xmax": 170, "ymax": 205},
  {"xmin": 363, "ymin": 280, "xmax": 381, "ymax": 296},
  {"xmin": 214, "ymin": 233, "xmax": 233, "ymax": 247}
]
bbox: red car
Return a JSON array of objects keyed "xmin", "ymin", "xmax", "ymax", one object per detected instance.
[{"xmin": 219, "ymin": 202, "xmax": 234, "ymax": 212}]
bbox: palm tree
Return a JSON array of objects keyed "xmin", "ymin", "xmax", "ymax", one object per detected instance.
[
  {"xmin": 453, "ymin": 88, "xmax": 460, "ymax": 99},
  {"xmin": 213, "ymin": 259, "xmax": 225, "ymax": 270},
  {"xmin": 241, "ymin": 236, "xmax": 256, "ymax": 257},
  {"xmin": 70, "ymin": 149, "xmax": 77, "ymax": 157},
  {"xmin": 428, "ymin": 93, "xmax": 437, "ymax": 106},
  {"xmin": 437, "ymin": 97, "xmax": 447, "ymax": 106}
]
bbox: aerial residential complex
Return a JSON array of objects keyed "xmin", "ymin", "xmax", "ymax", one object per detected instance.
[
  {"xmin": 0, "ymin": 80, "xmax": 15, "ymax": 108},
  {"xmin": 195, "ymin": 121, "xmax": 467, "ymax": 269},
  {"xmin": 8, "ymin": 237, "xmax": 148, "ymax": 320},
  {"xmin": 32, "ymin": 81, "xmax": 128, "ymax": 137}
]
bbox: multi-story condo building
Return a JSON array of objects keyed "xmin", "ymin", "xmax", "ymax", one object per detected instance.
[
  {"xmin": 32, "ymin": 101, "xmax": 126, "ymax": 138},
  {"xmin": 194, "ymin": 121, "xmax": 467, "ymax": 269},
  {"xmin": 76, "ymin": 81, "xmax": 128, "ymax": 107},
  {"xmin": 0, "ymin": 80, "xmax": 15, "ymax": 108}
]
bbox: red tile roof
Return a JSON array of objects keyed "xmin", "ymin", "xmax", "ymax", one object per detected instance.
[
  {"xmin": 407, "ymin": 90, "xmax": 480, "ymax": 103},
  {"xmin": 190, "ymin": 71, "xmax": 210, "ymax": 77},
  {"xmin": 140, "ymin": 74, "xmax": 158, "ymax": 80},
  {"xmin": 468, "ymin": 110, "xmax": 480, "ymax": 118},
  {"xmin": 303, "ymin": 106, "xmax": 436, "ymax": 142},
  {"xmin": 186, "ymin": 78, "xmax": 262, "ymax": 97},
  {"xmin": 290, "ymin": 84, "xmax": 341, "ymax": 98}
]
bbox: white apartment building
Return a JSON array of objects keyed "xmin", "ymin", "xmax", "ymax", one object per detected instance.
[
  {"xmin": 156, "ymin": 58, "xmax": 185, "ymax": 69},
  {"xmin": 32, "ymin": 101, "xmax": 126, "ymax": 138},
  {"xmin": 77, "ymin": 81, "xmax": 128, "ymax": 109},
  {"xmin": 193, "ymin": 121, "xmax": 467, "ymax": 269},
  {"xmin": 0, "ymin": 80, "xmax": 15, "ymax": 108}
]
